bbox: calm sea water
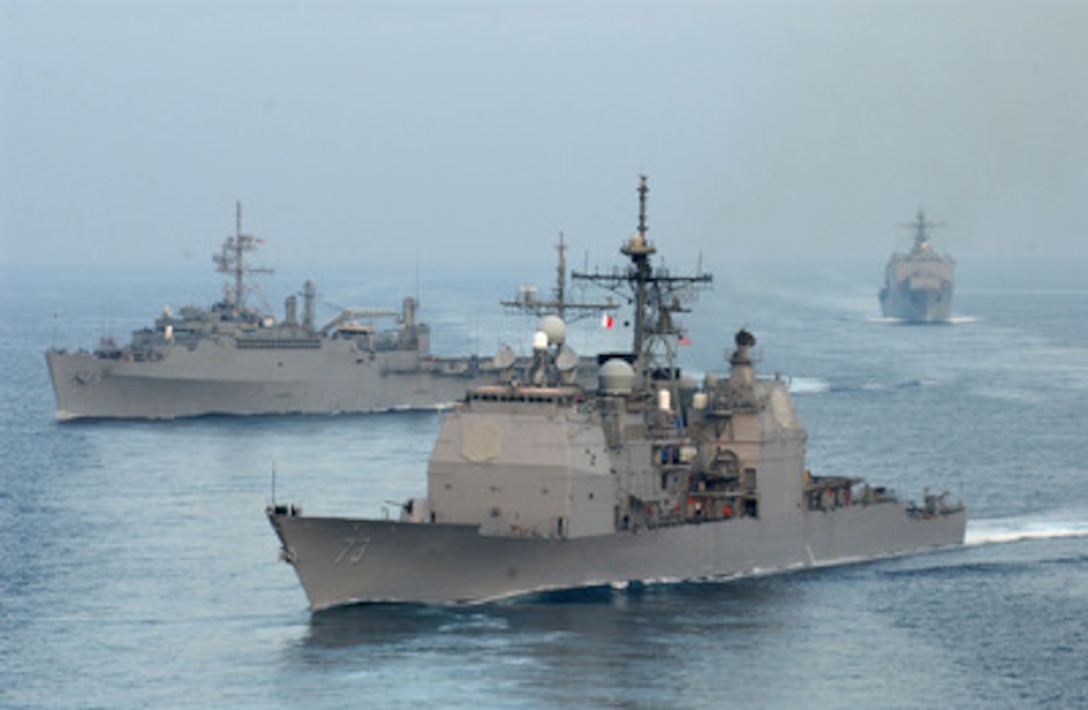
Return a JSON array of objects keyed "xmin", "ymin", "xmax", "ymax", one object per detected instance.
[{"xmin": 2, "ymin": 256, "xmax": 1086, "ymax": 708}]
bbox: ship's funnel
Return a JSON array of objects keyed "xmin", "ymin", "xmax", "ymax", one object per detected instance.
[
  {"xmin": 733, "ymin": 328, "xmax": 756, "ymax": 358},
  {"xmin": 302, "ymin": 280, "xmax": 316, "ymax": 331},
  {"xmin": 729, "ymin": 329, "xmax": 757, "ymax": 389},
  {"xmin": 284, "ymin": 295, "xmax": 298, "ymax": 325}
]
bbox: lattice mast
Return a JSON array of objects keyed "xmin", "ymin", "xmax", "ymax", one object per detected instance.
[
  {"xmin": 212, "ymin": 202, "xmax": 273, "ymax": 314},
  {"xmin": 501, "ymin": 232, "xmax": 616, "ymax": 322},
  {"xmin": 572, "ymin": 176, "xmax": 712, "ymax": 388}
]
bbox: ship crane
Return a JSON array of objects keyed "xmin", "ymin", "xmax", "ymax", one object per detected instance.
[{"xmin": 319, "ymin": 308, "xmax": 402, "ymax": 335}]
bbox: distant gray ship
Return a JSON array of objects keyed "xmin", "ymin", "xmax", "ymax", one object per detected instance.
[
  {"xmin": 879, "ymin": 208, "xmax": 955, "ymax": 322},
  {"xmin": 268, "ymin": 177, "xmax": 966, "ymax": 609},
  {"xmin": 45, "ymin": 206, "xmax": 603, "ymax": 420}
]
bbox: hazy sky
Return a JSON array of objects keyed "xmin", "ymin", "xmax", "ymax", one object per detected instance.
[{"xmin": 2, "ymin": 0, "xmax": 1086, "ymax": 269}]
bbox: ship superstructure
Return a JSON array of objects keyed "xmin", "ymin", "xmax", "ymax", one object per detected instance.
[
  {"xmin": 879, "ymin": 209, "xmax": 955, "ymax": 322},
  {"xmin": 267, "ymin": 178, "xmax": 966, "ymax": 609}
]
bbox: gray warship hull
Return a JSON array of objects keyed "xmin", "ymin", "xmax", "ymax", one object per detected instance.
[
  {"xmin": 879, "ymin": 279, "xmax": 954, "ymax": 323},
  {"xmin": 46, "ymin": 346, "xmax": 593, "ymax": 420},
  {"xmin": 269, "ymin": 504, "xmax": 965, "ymax": 609}
]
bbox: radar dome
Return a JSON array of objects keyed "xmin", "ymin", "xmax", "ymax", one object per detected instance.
[
  {"xmin": 599, "ymin": 358, "xmax": 636, "ymax": 395},
  {"xmin": 537, "ymin": 315, "xmax": 566, "ymax": 345}
]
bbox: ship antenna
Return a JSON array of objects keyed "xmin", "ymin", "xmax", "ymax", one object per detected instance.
[
  {"xmin": 556, "ymin": 232, "xmax": 566, "ymax": 319},
  {"xmin": 234, "ymin": 201, "xmax": 245, "ymax": 311},
  {"xmin": 500, "ymin": 232, "xmax": 614, "ymax": 322},
  {"xmin": 637, "ymin": 175, "xmax": 649, "ymax": 240},
  {"xmin": 626, "ymin": 175, "xmax": 655, "ymax": 359},
  {"xmin": 914, "ymin": 206, "xmax": 927, "ymax": 249}
]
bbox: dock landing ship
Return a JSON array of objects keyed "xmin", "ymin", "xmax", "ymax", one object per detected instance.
[
  {"xmin": 45, "ymin": 207, "xmax": 601, "ymax": 420},
  {"xmin": 879, "ymin": 209, "xmax": 955, "ymax": 322},
  {"xmin": 268, "ymin": 177, "xmax": 966, "ymax": 609}
]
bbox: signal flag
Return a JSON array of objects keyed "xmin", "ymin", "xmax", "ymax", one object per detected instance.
[{"xmin": 601, "ymin": 312, "xmax": 614, "ymax": 329}]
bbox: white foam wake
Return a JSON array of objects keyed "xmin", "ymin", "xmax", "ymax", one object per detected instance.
[
  {"xmin": 965, "ymin": 514, "xmax": 1088, "ymax": 545},
  {"xmin": 788, "ymin": 377, "xmax": 831, "ymax": 395}
]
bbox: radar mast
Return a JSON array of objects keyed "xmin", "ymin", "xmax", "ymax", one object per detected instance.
[
  {"xmin": 502, "ymin": 232, "xmax": 616, "ymax": 321},
  {"xmin": 901, "ymin": 207, "xmax": 944, "ymax": 256},
  {"xmin": 572, "ymin": 175, "xmax": 712, "ymax": 387},
  {"xmin": 212, "ymin": 202, "xmax": 273, "ymax": 315}
]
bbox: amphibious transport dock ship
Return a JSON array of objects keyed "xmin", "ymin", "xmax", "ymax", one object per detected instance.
[
  {"xmin": 879, "ymin": 209, "xmax": 955, "ymax": 323},
  {"xmin": 268, "ymin": 178, "xmax": 966, "ymax": 609},
  {"xmin": 45, "ymin": 207, "xmax": 600, "ymax": 420}
]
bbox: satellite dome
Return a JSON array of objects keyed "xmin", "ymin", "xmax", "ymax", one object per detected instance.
[
  {"xmin": 599, "ymin": 358, "xmax": 636, "ymax": 395},
  {"xmin": 538, "ymin": 315, "xmax": 566, "ymax": 345}
]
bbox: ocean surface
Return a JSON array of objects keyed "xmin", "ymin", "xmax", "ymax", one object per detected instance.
[{"xmin": 2, "ymin": 255, "xmax": 1086, "ymax": 708}]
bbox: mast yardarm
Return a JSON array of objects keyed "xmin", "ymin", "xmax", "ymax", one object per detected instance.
[{"xmin": 572, "ymin": 175, "xmax": 712, "ymax": 386}]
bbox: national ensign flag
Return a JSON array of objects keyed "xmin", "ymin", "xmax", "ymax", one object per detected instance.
[
  {"xmin": 678, "ymin": 332, "xmax": 692, "ymax": 346},
  {"xmin": 601, "ymin": 312, "xmax": 613, "ymax": 329}
]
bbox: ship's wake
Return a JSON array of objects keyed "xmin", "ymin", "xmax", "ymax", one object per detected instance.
[
  {"xmin": 865, "ymin": 315, "xmax": 979, "ymax": 325},
  {"xmin": 787, "ymin": 376, "xmax": 936, "ymax": 396},
  {"xmin": 788, "ymin": 377, "xmax": 831, "ymax": 395},
  {"xmin": 966, "ymin": 514, "xmax": 1088, "ymax": 546}
]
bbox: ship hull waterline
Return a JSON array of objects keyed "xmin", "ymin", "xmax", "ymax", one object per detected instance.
[
  {"xmin": 268, "ymin": 505, "xmax": 967, "ymax": 610},
  {"xmin": 45, "ymin": 349, "xmax": 596, "ymax": 421}
]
